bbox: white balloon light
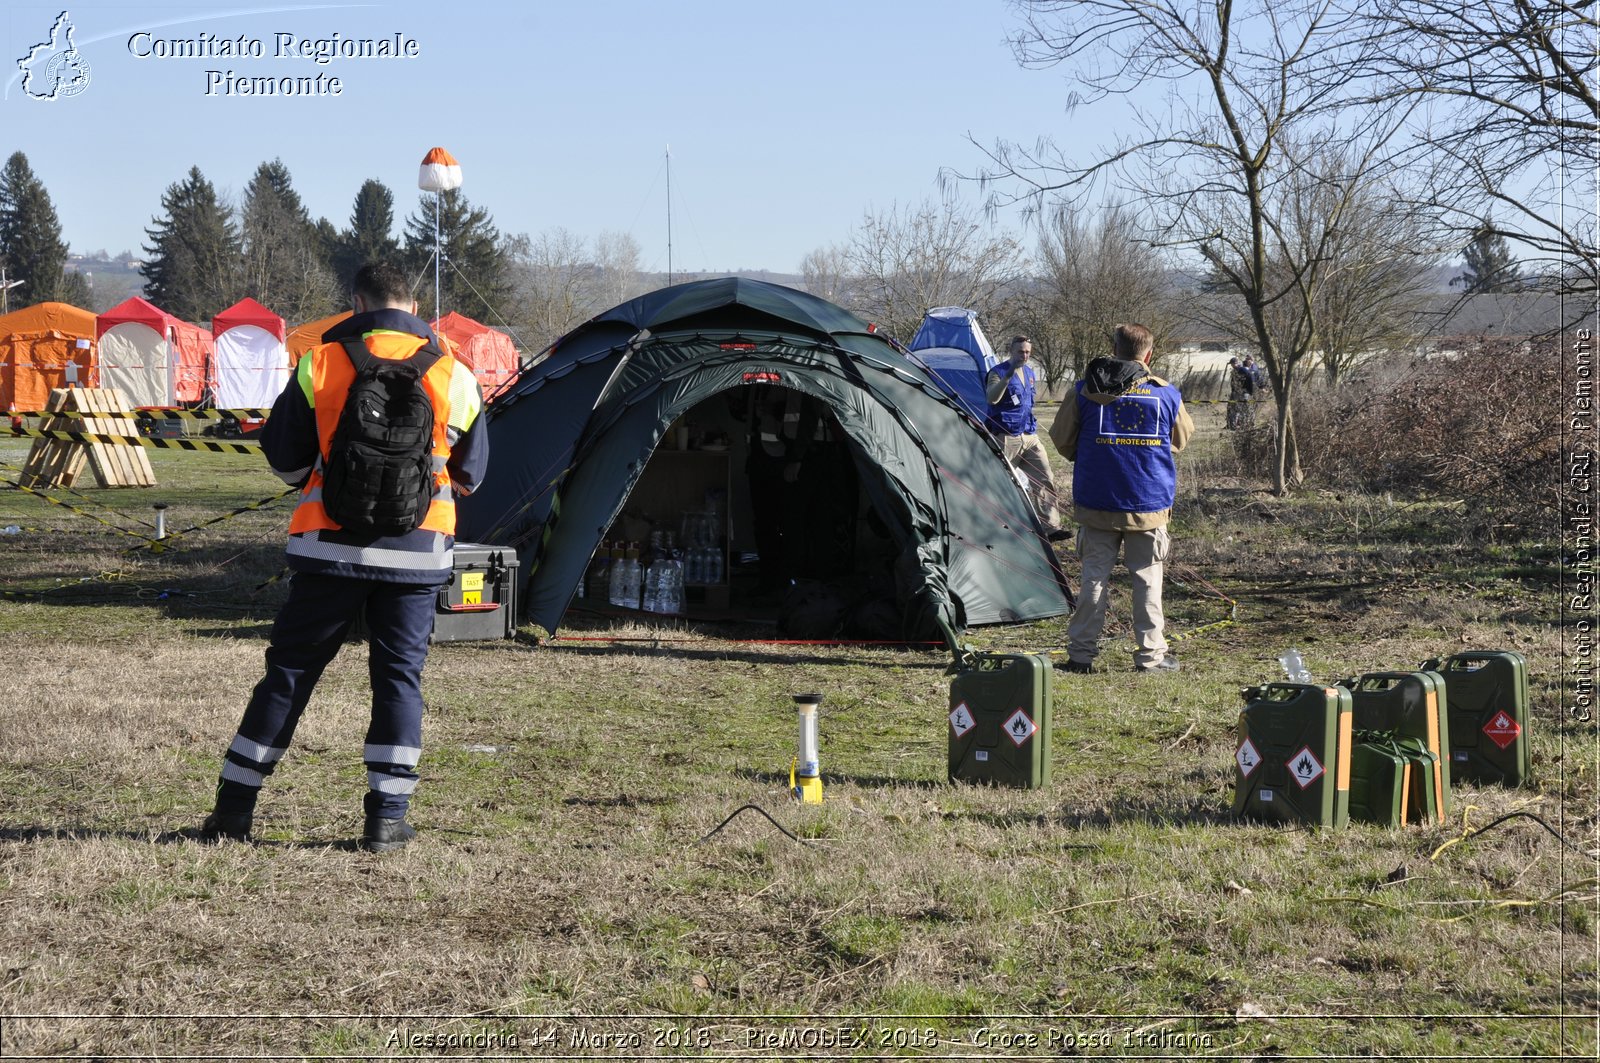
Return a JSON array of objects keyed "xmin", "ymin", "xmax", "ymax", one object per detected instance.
[
  {"xmin": 418, "ymin": 146, "xmax": 462, "ymax": 192},
  {"xmin": 417, "ymin": 147, "xmax": 462, "ymax": 317}
]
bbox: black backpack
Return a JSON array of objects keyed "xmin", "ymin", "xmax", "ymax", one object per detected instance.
[{"xmin": 321, "ymin": 338, "xmax": 445, "ymax": 536}]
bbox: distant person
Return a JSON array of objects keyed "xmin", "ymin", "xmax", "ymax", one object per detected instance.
[
  {"xmin": 200, "ymin": 261, "xmax": 489, "ymax": 852},
  {"xmin": 1048, "ymin": 323, "xmax": 1193, "ymax": 673},
  {"xmin": 985, "ymin": 335, "xmax": 1067, "ymax": 541},
  {"xmin": 1225, "ymin": 355, "xmax": 1256, "ymax": 429}
]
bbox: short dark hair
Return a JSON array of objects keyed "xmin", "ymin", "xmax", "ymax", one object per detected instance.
[
  {"xmin": 1010, "ymin": 335, "xmax": 1031, "ymax": 348},
  {"xmin": 1113, "ymin": 323, "xmax": 1154, "ymax": 360},
  {"xmin": 351, "ymin": 262, "xmax": 413, "ymax": 309}
]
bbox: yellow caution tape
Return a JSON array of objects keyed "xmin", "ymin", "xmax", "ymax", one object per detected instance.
[
  {"xmin": 8, "ymin": 407, "xmax": 272, "ymax": 421},
  {"xmin": 10, "ymin": 426, "xmax": 261, "ymax": 454}
]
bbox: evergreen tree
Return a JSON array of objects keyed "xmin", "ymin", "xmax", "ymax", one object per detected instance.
[
  {"xmin": 59, "ymin": 269, "xmax": 91, "ymax": 308},
  {"xmin": 239, "ymin": 159, "xmax": 338, "ymax": 321},
  {"xmin": 313, "ymin": 217, "xmax": 341, "ymax": 274},
  {"xmin": 142, "ymin": 166, "xmax": 240, "ymax": 321},
  {"xmin": 334, "ymin": 178, "xmax": 400, "ymax": 292},
  {"xmin": 403, "ymin": 189, "xmax": 511, "ymax": 321},
  {"xmin": 1457, "ymin": 225, "xmax": 1522, "ymax": 293},
  {"xmin": 0, "ymin": 151, "xmax": 71, "ymax": 306}
]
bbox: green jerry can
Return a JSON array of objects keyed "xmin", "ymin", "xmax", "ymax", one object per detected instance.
[
  {"xmin": 1233, "ymin": 683, "xmax": 1353, "ymax": 828},
  {"xmin": 1348, "ymin": 739, "xmax": 1410, "ymax": 826},
  {"xmin": 1341, "ymin": 671, "xmax": 1452, "ymax": 818},
  {"xmin": 1421, "ymin": 651, "xmax": 1533, "ymax": 788},
  {"xmin": 948, "ymin": 652, "xmax": 1053, "ymax": 788},
  {"xmin": 1393, "ymin": 736, "xmax": 1443, "ymax": 825}
]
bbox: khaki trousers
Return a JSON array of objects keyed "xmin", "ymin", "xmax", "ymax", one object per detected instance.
[
  {"xmin": 1067, "ymin": 524, "xmax": 1170, "ymax": 668},
  {"xmin": 1002, "ymin": 432, "xmax": 1060, "ymax": 530}
]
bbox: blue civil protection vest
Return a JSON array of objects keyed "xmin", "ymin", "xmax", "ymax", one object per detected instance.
[
  {"xmin": 986, "ymin": 363, "xmax": 1038, "ymax": 436},
  {"xmin": 1072, "ymin": 376, "xmax": 1184, "ymax": 513}
]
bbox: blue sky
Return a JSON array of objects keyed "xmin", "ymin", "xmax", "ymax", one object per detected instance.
[{"xmin": 1, "ymin": 1, "xmax": 1100, "ymax": 274}]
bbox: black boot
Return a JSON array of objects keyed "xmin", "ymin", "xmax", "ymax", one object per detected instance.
[
  {"xmin": 199, "ymin": 810, "xmax": 252, "ymax": 842},
  {"xmin": 362, "ymin": 816, "xmax": 416, "ymax": 853}
]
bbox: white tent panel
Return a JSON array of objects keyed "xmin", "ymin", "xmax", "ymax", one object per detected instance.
[
  {"xmin": 213, "ymin": 324, "xmax": 289, "ymax": 408},
  {"xmin": 98, "ymin": 322, "xmax": 172, "ymax": 406}
]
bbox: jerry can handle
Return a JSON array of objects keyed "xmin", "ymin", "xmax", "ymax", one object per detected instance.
[
  {"xmin": 1259, "ymin": 682, "xmax": 1318, "ymax": 701},
  {"xmin": 1356, "ymin": 675, "xmax": 1400, "ymax": 691}
]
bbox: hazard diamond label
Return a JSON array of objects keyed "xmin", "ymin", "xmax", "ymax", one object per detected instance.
[
  {"xmin": 949, "ymin": 702, "xmax": 976, "ymax": 738},
  {"xmin": 1002, "ymin": 708, "xmax": 1037, "ymax": 746},
  {"xmin": 1286, "ymin": 746, "xmax": 1325, "ymax": 789},
  {"xmin": 1482, "ymin": 710, "xmax": 1522, "ymax": 750},
  {"xmin": 1236, "ymin": 738, "xmax": 1262, "ymax": 777}
]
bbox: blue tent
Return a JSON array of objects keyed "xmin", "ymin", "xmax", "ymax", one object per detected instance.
[{"xmin": 907, "ymin": 307, "xmax": 1002, "ymax": 425}]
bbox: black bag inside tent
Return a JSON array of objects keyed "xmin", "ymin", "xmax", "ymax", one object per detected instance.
[{"xmin": 454, "ymin": 278, "xmax": 1071, "ymax": 644}]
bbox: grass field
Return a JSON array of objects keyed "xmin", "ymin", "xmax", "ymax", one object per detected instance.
[{"xmin": 0, "ymin": 405, "xmax": 1594, "ymax": 1061}]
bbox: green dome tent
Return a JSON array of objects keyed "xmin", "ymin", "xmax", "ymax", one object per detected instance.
[{"xmin": 455, "ymin": 278, "xmax": 1072, "ymax": 644}]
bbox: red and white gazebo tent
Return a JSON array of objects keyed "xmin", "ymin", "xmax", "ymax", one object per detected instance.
[
  {"xmin": 96, "ymin": 296, "xmax": 212, "ymax": 406},
  {"xmin": 433, "ymin": 311, "xmax": 518, "ymax": 397},
  {"xmin": 211, "ymin": 297, "xmax": 289, "ymax": 409}
]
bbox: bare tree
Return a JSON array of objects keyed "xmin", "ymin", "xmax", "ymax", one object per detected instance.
[
  {"xmin": 1367, "ymin": 0, "xmax": 1598, "ymax": 296},
  {"xmin": 960, "ymin": 0, "xmax": 1416, "ymax": 493},
  {"xmin": 505, "ymin": 228, "xmax": 593, "ymax": 352},
  {"xmin": 1311, "ymin": 185, "xmax": 1441, "ymax": 386},
  {"xmin": 1035, "ymin": 205, "xmax": 1179, "ymax": 385},
  {"xmin": 840, "ymin": 199, "xmax": 1025, "ymax": 344},
  {"xmin": 506, "ymin": 228, "xmax": 647, "ymax": 353},
  {"xmin": 592, "ymin": 230, "xmax": 646, "ymax": 309},
  {"xmin": 798, "ymin": 243, "xmax": 855, "ymax": 307}
]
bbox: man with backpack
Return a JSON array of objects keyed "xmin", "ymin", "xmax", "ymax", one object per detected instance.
[{"xmin": 200, "ymin": 261, "xmax": 489, "ymax": 852}]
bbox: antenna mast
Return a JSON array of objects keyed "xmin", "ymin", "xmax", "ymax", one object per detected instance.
[{"xmin": 665, "ymin": 143, "xmax": 674, "ymax": 285}]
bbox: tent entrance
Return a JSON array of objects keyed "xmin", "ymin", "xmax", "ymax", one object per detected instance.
[{"xmin": 585, "ymin": 385, "xmax": 908, "ymax": 635}]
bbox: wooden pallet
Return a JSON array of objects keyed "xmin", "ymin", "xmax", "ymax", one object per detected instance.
[{"xmin": 18, "ymin": 388, "xmax": 157, "ymax": 488}]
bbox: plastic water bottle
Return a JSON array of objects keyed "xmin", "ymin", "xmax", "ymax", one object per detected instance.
[
  {"xmin": 667, "ymin": 550, "xmax": 684, "ymax": 613},
  {"xmin": 607, "ymin": 545, "xmax": 627, "ymax": 606},
  {"xmin": 624, "ymin": 544, "xmax": 643, "ymax": 609},
  {"xmin": 1278, "ymin": 648, "xmax": 1312, "ymax": 684}
]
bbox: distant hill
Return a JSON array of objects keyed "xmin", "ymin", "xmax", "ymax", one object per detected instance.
[{"xmin": 65, "ymin": 253, "xmax": 144, "ymax": 313}]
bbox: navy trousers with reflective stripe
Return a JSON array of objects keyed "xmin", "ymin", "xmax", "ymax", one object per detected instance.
[{"xmin": 215, "ymin": 572, "xmax": 436, "ymax": 821}]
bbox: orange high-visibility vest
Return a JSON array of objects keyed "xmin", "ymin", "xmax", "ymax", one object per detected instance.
[{"xmin": 288, "ymin": 332, "xmax": 459, "ymax": 536}]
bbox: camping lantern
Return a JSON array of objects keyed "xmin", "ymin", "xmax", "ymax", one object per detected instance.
[
  {"xmin": 153, "ymin": 502, "xmax": 168, "ymax": 540},
  {"xmin": 791, "ymin": 693, "xmax": 823, "ymax": 804}
]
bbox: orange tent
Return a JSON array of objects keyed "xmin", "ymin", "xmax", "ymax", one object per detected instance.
[
  {"xmin": 0, "ymin": 302, "xmax": 97, "ymax": 413},
  {"xmin": 433, "ymin": 311, "xmax": 518, "ymax": 396},
  {"xmin": 285, "ymin": 311, "xmax": 352, "ymax": 362}
]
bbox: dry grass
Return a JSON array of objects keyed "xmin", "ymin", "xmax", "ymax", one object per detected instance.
[{"xmin": 0, "ymin": 428, "xmax": 1594, "ymax": 1060}]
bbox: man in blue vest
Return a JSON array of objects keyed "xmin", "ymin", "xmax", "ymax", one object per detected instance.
[
  {"xmin": 985, "ymin": 335, "xmax": 1066, "ymax": 541},
  {"xmin": 1048, "ymin": 323, "xmax": 1193, "ymax": 673}
]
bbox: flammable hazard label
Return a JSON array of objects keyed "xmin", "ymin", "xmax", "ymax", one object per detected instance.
[
  {"xmin": 1287, "ymin": 746, "xmax": 1325, "ymax": 789},
  {"xmin": 1236, "ymin": 737, "xmax": 1262, "ymax": 777},
  {"xmin": 1002, "ymin": 708, "xmax": 1037, "ymax": 746},
  {"xmin": 1482, "ymin": 710, "xmax": 1523, "ymax": 750},
  {"xmin": 949, "ymin": 702, "xmax": 976, "ymax": 738}
]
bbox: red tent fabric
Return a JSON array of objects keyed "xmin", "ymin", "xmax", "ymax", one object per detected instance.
[
  {"xmin": 212, "ymin": 297, "xmax": 290, "ymax": 408},
  {"xmin": 433, "ymin": 311, "xmax": 518, "ymax": 396},
  {"xmin": 96, "ymin": 296, "xmax": 212, "ymax": 405},
  {"xmin": 213, "ymin": 297, "xmax": 286, "ymax": 341}
]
